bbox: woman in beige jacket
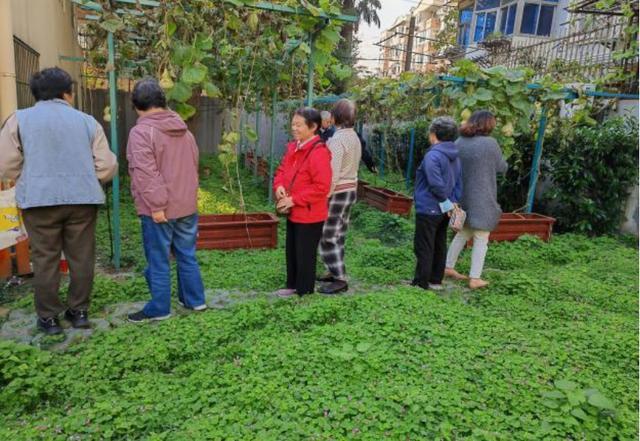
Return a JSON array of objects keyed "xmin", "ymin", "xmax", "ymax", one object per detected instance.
[{"xmin": 317, "ymin": 99, "xmax": 362, "ymax": 295}]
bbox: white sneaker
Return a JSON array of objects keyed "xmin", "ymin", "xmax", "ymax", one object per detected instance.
[
  {"xmin": 275, "ymin": 288, "xmax": 297, "ymax": 298},
  {"xmin": 178, "ymin": 300, "xmax": 208, "ymax": 311},
  {"xmin": 429, "ymin": 284, "xmax": 444, "ymax": 291}
]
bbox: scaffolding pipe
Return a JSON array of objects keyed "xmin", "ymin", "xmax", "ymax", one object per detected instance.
[{"xmin": 107, "ymin": 32, "xmax": 121, "ymax": 270}]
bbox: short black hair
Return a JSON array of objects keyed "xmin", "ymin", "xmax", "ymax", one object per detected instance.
[
  {"xmin": 429, "ymin": 116, "xmax": 459, "ymax": 142},
  {"xmin": 131, "ymin": 77, "xmax": 167, "ymax": 111},
  {"xmin": 294, "ymin": 107, "xmax": 322, "ymax": 134},
  {"xmin": 29, "ymin": 67, "xmax": 73, "ymax": 101},
  {"xmin": 331, "ymin": 99, "xmax": 356, "ymax": 128}
]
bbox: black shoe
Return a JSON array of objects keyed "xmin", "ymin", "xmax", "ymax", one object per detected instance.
[
  {"xmin": 319, "ymin": 280, "xmax": 349, "ymax": 295},
  {"xmin": 127, "ymin": 310, "xmax": 171, "ymax": 323},
  {"xmin": 316, "ymin": 273, "xmax": 336, "ymax": 283},
  {"xmin": 64, "ymin": 309, "xmax": 91, "ymax": 329},
  {"xmin": 37, "ymin": 317, "xmax": 63, "ymax": 335}
]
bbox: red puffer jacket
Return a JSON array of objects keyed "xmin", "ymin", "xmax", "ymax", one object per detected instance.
[{"xmin": 273, "ymin": 136, "xmax": 332, "ymax": 224}]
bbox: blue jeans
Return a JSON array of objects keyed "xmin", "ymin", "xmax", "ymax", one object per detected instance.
[{"xmin": 140, "ymin": 214, "xmax": 205, "ymax": 317}]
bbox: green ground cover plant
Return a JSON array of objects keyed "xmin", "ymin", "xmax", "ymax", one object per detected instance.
[{"xmin": 0, "ymin": 156, "xmax": 637, "ymax": 440}]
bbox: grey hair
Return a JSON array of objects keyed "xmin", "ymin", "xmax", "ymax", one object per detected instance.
[
  {"xmin": 429, "ymin": 116, "xmax": 459, "ymax": 142},
  {"xmin": 331, "ymin": 99, "xmax": 356, "ymax": 128},
  {"xmin": 320, "ymin": 110, "xmax": 332, "ymax": 121}
]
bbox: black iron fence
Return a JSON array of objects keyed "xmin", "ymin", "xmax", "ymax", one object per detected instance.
[{"xmin": 13, "ymin": 37, "xmax": 39, "ymax": 109}]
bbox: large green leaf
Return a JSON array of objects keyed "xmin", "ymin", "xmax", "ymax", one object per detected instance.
[
  {"xmin": 475, "ymin": 88, "xmax": 493, "ymax": 101},
  {"xmin": 587, "ymin": 393, "xmax": 615, "ymax": 410},
  {"xmin": 99, "ymin": 18, "xmax": 124, "ymax": 33},
  {"xmin": 181, "ymin": 64, "xmax": 208, "ymax": 85},
  {"xmin": 554, "ymin": 379, "xmax": 578, "ymax": 391},
  {"xmin": 174, "ymin": 102, "xmax": 196, "ymax": 121},
  {"xmin": 331, "ymin": 65, "xmax": 352, "ymax": 81},
  {"xmin": 171, "ymin": 43, "xmax": 194, "ymax": 66},
  {"xmin": 203, "ymin": 82, "xmax": 222, "ymax": 99},
  {"xmin": 167, "ymin": 82, "xmax": 192, "ymax": 103},
  {"xmin": 195, "ymin": 34, "xmax": 213, "ymax": 51}
]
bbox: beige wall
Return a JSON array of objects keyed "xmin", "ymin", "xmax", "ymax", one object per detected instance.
[{"xmin": 11, "ymin": 0, "xmax": 82, "ymax": 81}]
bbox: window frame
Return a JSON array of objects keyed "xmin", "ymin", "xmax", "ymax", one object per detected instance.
[{"xmin": 519, "ymin": 1, "xmax": 557, "ymax": 36}]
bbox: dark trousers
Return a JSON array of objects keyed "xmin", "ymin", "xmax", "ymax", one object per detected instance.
[
  {"xmin": 22, "ymin": 205, "xmax": 98, "ymax": 318},
  {"xmin": 413, "ymin": 213, "xmax": 448, "ymax": 289},
  {"xmin": 286, "ymin": 219, "xmax": 324, "ymax": 295}
]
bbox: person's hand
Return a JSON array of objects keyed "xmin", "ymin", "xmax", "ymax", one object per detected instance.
[
  {"xmin": 276, "ymin": 196, "xmax": 294, "ymax": 211},
  {"xmin": 275, "ymin": 186, "xmax": 287, "ymax": 200},
  {"xmin": 152, "ymin": 211, "xmax": 168, "ymax": 223}
]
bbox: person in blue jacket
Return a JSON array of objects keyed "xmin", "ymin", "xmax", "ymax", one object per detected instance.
[{"xmin": 412, "ymin": 116, "xmax": 462, "ymax": 291}]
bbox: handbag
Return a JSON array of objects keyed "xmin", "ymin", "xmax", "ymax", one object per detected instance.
[
  {"xmin": 276, "ymin": 140, "xmax": 322, "ymax": 216},
  {"xmin": 448, "ymin": 205, "xmax": 467, "ymax": 232}
]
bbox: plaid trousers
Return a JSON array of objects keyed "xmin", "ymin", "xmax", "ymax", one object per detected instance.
[{"xmin": 319, "ymin": 190, "xmax": 357, "ymax": 280}]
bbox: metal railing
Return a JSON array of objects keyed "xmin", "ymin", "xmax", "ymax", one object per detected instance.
[
  {"xmin": 483, "ymin": 17, "xmax": 638, "ymax": 92},
  {"xmin": 13, "ymin": 37, "xmax": 40, "ymax": 109}
]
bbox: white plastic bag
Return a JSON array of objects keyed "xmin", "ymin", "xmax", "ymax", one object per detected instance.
[{"xmin": 0, "ymin": 187, "xmax": 27, "ymax": 250}]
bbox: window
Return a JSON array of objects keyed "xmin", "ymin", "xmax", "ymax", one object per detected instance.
[
  {"xmin": 458, "ymin": 9, "xmax": 473, "ymax": 46},
  {"xmin": 521, "ymin": 3, "xmax": 555, "ymax": 36},
  {"xmin": 499, "ymin": 3, "xmax": 517, "ymax": 35},
  {"xmin": 476, "ymin": 0, "xmax": 500, "ymax": 10},
  {"xmin": 473, "ymin": 11, "xmax": 497, "ymax": 42}
]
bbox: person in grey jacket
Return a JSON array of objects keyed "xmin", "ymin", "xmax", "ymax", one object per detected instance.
[
  {"xmin": 0, "ymin": 67, "xmax": 117, "ymax": 334},
  {"xmin": 445, "ymin": 110, "xmax": 507, "ymax": 289}
]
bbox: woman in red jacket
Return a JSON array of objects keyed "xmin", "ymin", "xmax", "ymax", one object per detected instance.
[{"xmin": 273, "ymin": 108, "xmax": 332, "ymax": 297}]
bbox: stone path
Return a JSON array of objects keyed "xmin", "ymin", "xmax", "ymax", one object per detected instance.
[{"xmin": 0, "ymin": 281, "xmax": 468, "ymax": 352}]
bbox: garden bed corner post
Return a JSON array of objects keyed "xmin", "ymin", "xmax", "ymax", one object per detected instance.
[
  {"xmin": 406, "ymin": 126, "xmax": 416, "ymax": 191},
  {"xmin": 107, "ymin": 31, "xmax": 121, "ymax": 270},
  {"xmin": 268, "ymin": 85, "xmax": 277, "ymax": 204},
  {"xmin": 306, "ymin": 31, "xmax": 314, "ymax": 107},
  {"xmin": 526, "ymin": 105, "xmax": 548, "ymax": 214}
]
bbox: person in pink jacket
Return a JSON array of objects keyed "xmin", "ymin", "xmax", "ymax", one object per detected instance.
[{"xmin": 125, "ymin": 78, "xmax": 206, "ymax": 323}]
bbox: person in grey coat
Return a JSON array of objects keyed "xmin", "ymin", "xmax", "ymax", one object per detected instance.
[{"xmin": 445, "ymin": 110, "xmax": 507, "ymax": 289}]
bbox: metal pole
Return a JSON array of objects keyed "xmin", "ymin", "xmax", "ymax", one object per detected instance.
[
  {"xmin": 239, "ymin": 111, "xmax": 245, "ymax": 158},
  {"xmin": 526, "ymin": 105, "xmax": 548, "ymax": 214},
  {"xmin": 107, "ymin": 32, "xmax": 120, "ymax": 270},
  {"xmin": 306, "ymin": 33, "xmax": 314, "ymax": 106},
  {"xmin": 268, "ymin": 86, "xmax": 277, "ymax": 204},
  {"xmin": 254, "ymin": 100, "xmax": 260, "ymax": 179},
  {"xmin": 379, "ymin": 131, "xmax": 385, "ymax": 180},
  {"xmin": 406, "ymin": 127, "xmax": 416, "ymax": 191}
]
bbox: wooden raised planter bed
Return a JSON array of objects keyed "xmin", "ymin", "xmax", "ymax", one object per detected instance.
[
  {"xmin": 244, "ymin": 153, "xmax": 269, "ymax": 179},
  {"xmin": 361, "ymin": 185, "xmax": 413, "ymax": 217},
  {"xmin": 0, "ymin": 239, "xmax": 31, "ymax": 279},
  {"xmin": 256, "ymin": 158, "xmax": 269, "ymax": 178},
  {"xmin": 244, "ymin": 152, "xmax": 255, "ymax": 169},
  {"xmin": 357, "ymin": 180, "xmax": 369, "ymax": 199},
  {"xmin": 489, "ymin": 213, "xmax": 556, "ymax": 242},
  {"xmin": 197, "ymin": 213, "xmax": 279, "ymax": 250}
]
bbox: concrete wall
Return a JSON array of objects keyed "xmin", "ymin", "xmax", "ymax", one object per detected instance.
[{"xmin": 11, "ymin": 0, "xmax": 82, "ymax": 81}]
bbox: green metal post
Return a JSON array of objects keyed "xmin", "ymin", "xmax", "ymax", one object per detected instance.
[
  {"xmin": 306, "ymin": 33, "xmax": 314, "ymax": 106},
  {"xmin": 254, "ymin": 101, "xmax": 260, "ymax": 180},
  {"xmin": 526, "ymin": 105, "xmax": 548, "ymax": 213},
  {"xmin": 406, "ymin": 127, "xmax": 416, "ymax": 191},
  {"xmin": 379, "ymin": 131, "xmax": 385, "ymax": 180},
  {"xmin": 268, "ymin": 86, "xmax": 277, "ymax": 204},
  {"xmin": 239, "ymin": 111, "xmax": 245, "ymax": 157},
  {"xmin": 107, "ymin": 32, "xmax": 120, "ymax": 270}
]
